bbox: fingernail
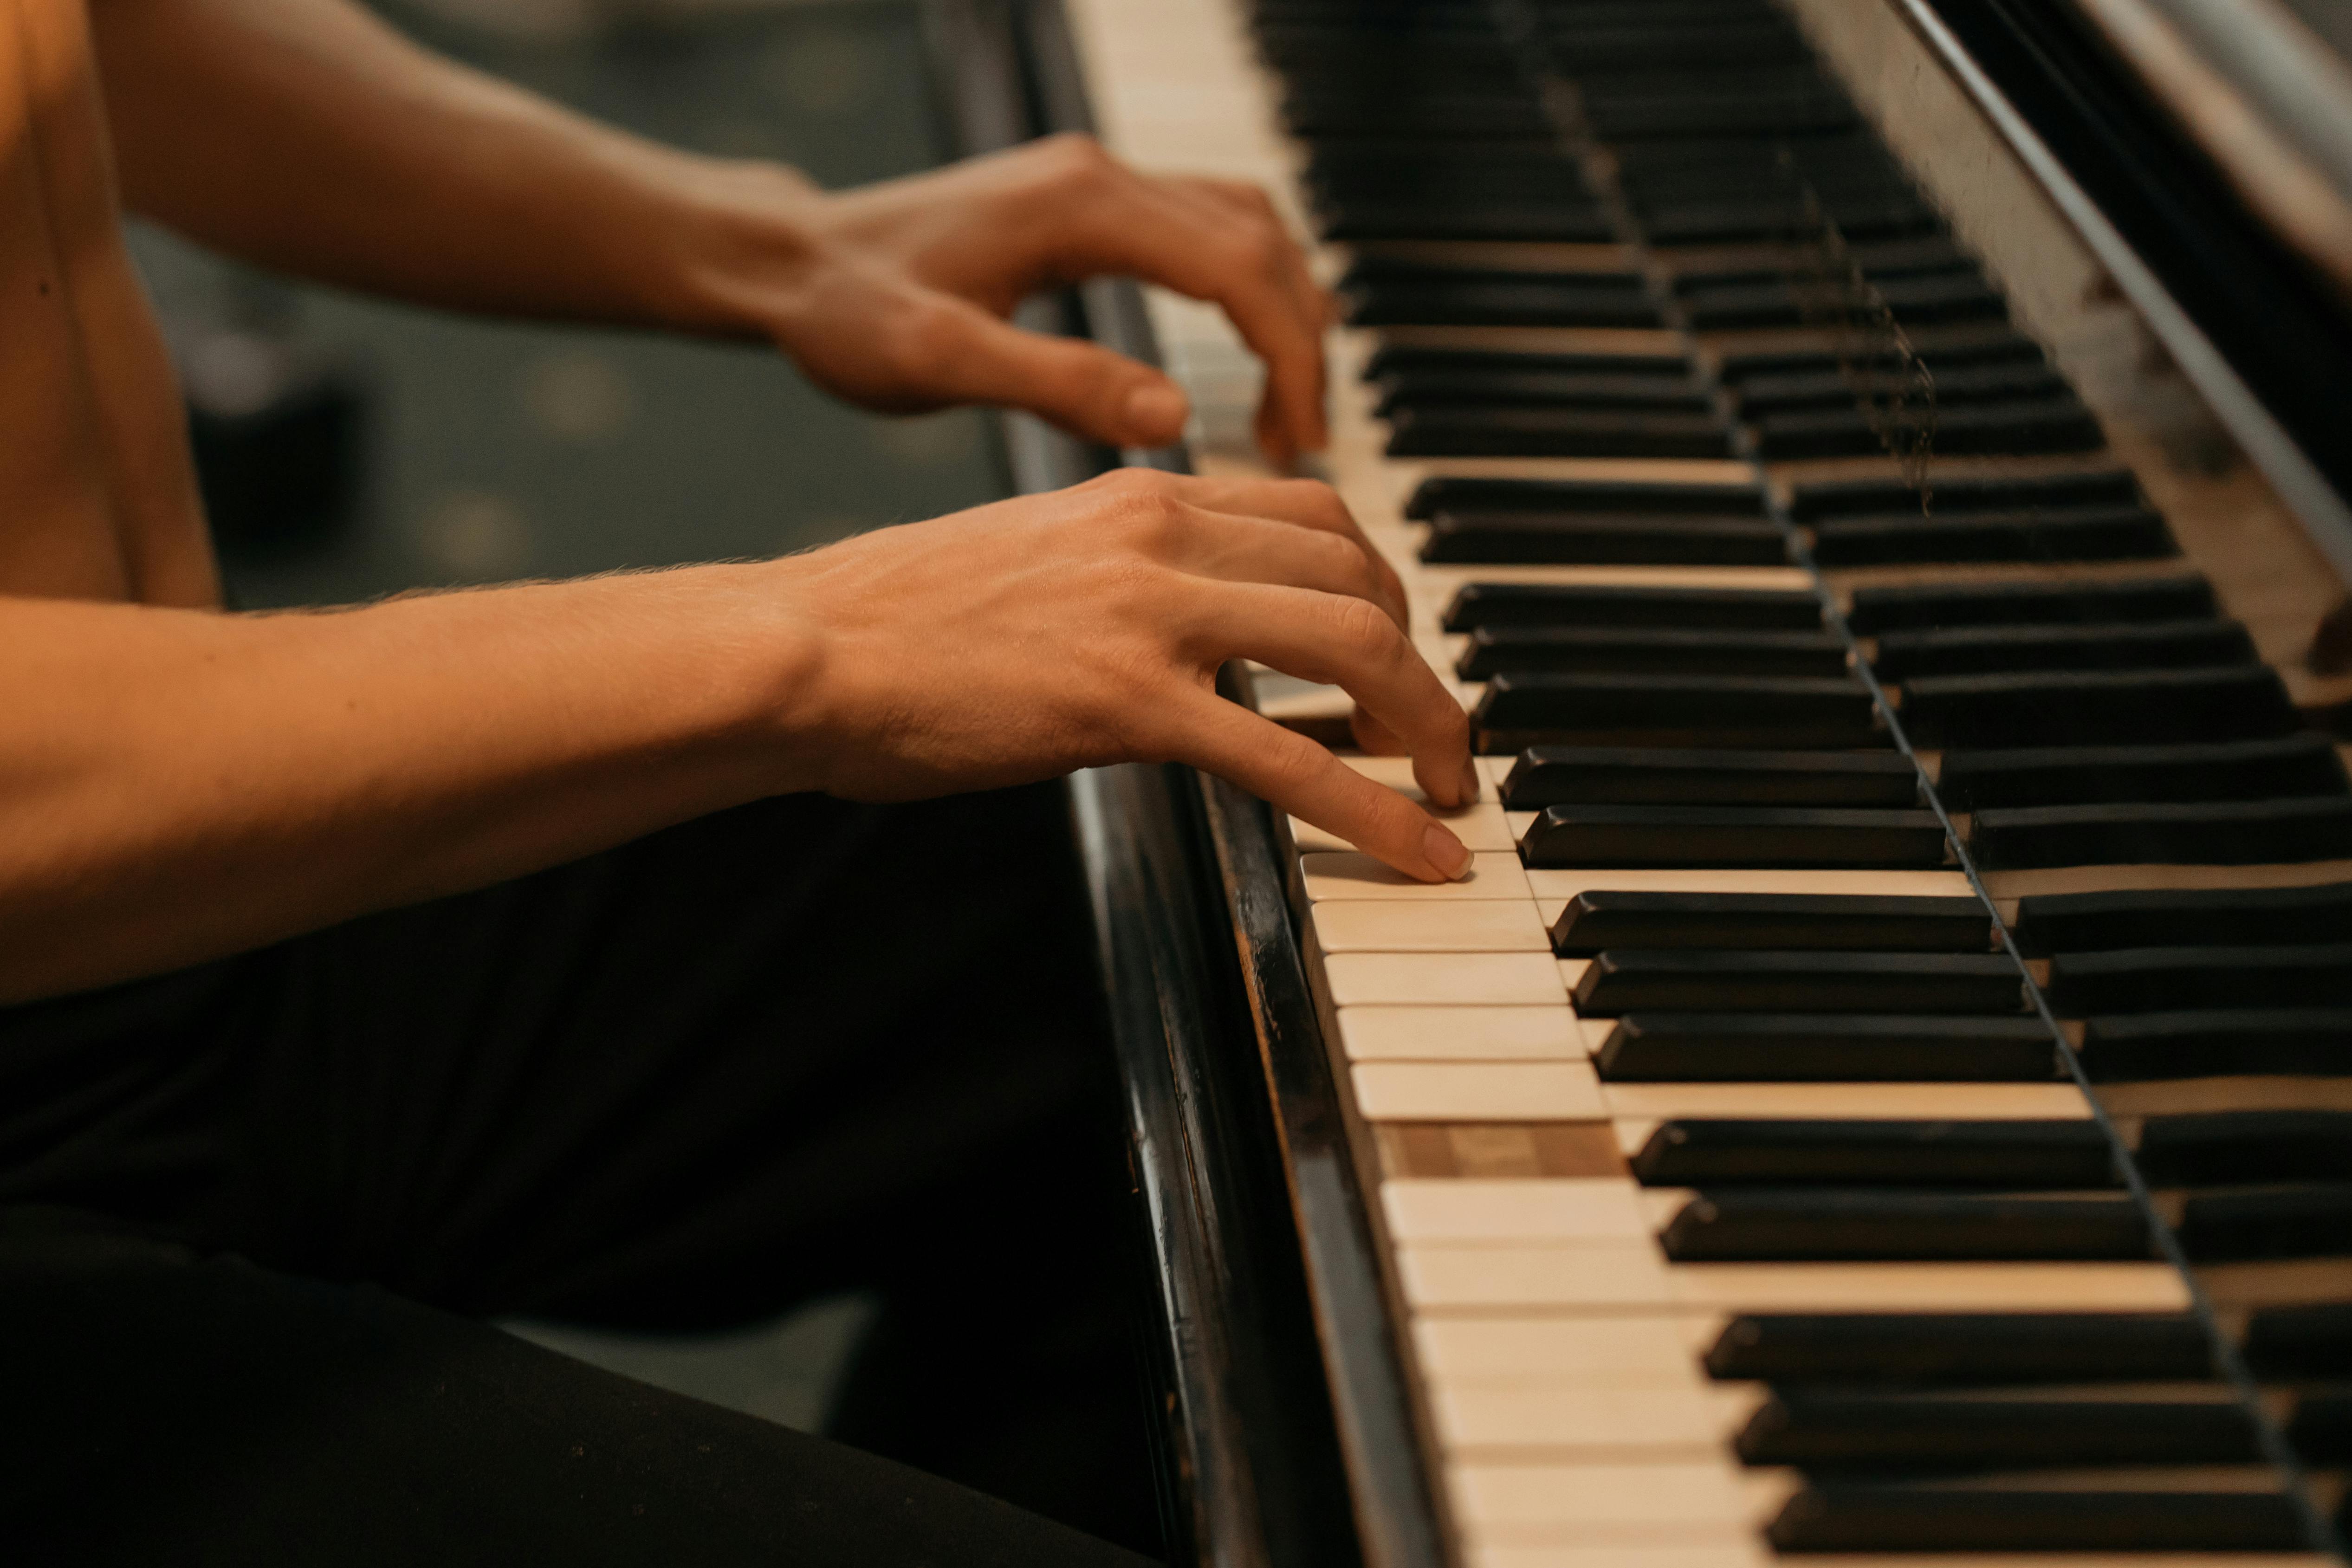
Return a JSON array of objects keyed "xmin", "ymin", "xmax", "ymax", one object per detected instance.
[
  {"xmin": 1423, "ymin": 822, "xmax": 1471, "ymax": 881},
  {"xmin": 1458, "ymin": 758, "xmax": 1482, "ymax": 806},
  {"xmin": 1123, "ymin": 382, "xmax": 1188, "ymax": 440}
]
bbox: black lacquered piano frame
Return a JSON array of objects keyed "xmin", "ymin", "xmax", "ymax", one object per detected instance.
[{"xmin": 923, "ymin": 5, "xmax": 1449, "ymax": 1564}]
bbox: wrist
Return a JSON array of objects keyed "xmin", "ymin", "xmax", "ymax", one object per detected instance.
[{"xmin": 650, "ymin": 157, "xmax": 829, "ymax": 341}]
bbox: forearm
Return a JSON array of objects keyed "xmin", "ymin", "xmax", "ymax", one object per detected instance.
[
  {"xmin": 89, "ymin": 0, "xmax": 781, "ymax": 335},
  {"xmin": 0, "ymin": 566, "xmax": 815, "ymax": 1002}
]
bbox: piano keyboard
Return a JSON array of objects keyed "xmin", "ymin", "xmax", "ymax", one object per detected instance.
[{"xmin": 1062, "ymin": 0, "xmax": 2352, "ymax": 1561}]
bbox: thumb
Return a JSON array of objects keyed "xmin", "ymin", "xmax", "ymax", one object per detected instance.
[{"xmin": 931, "ymin": 299, "xmax": 1191, "ymax": 447}]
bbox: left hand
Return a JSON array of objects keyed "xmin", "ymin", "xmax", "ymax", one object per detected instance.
[{"xmin": 703, "ymin": 135, "xmax": 1333, "ymax": 463}]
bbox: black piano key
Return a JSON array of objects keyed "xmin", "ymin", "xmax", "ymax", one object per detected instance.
[
  {"xmin": 1574, "ymin": 950, "xmax": 2021, "ymax": 1015},
  {"xmin": 1791, "ymin": 468, "xmax": 2143, "ymax": 521},
  {"xmin": 1363, "ymin": 343, "xmax": 1694, "ymax": 378},
  {"xmin": 1445, "ymin": 581, "xmax": 1824, "ymax": 634},
  {"xmin": 2047, "ymin": 942, "xmax": 2352, "ymax": 1014},
  {"xmin": 1704, "ymin": 1311, "xmax": 2212, "ymax": 1384},
  {"xmin": 2135, "ymin": 1112, "xmax": 2352, "ymax": 1185},
  {"xmin": 1767, "ymin": 1484, "xmax": 2304, "ymax": 1553},
  {"xmin": 1899, "ymin": 667, "xmax": 2300, "ymax": 748},
  {"xmin": 1681, "ymin": 270, "xmax": 2008, "ymax": 332},
  {"xmin": 1736, "ymin": 1391, "xmax": 2258, "ymax": 1468},
  {"xmin": 1405, "ymin": 475, "xmax": 1762, "ymax": 521},
  {"xmin": 1596, "ymin": 1013, "xmax": 2058, "ymax": 1082},
  {"xmin": 1631, "ymin": 1119, "xmax": 2115, "ymax": 1186},
  {"xmin": 1870, "ymin": 619, "xmax": 2256, "ymax": 682},
  {"xmin": 1659, "ymin": 1191, "xmax": 2150, "ymax": 1261},
  {"xmin": 2178, "ymin": 1184, "xmax": 2352, "ymax": 1262},
  {"xmin": 1374, "ymin": 366, "xmax": 1712, "ymax": 414},
  {"xmin": 1500, "ymin": 745, "xmax": 1920, "ymax": 809},
  {"xmin": 2077, "ymin": 1010, "xmax": 2352, "ymax": 1082},
  {"xmin": 1810, "ymin": 506, "xmax": 2177, "ymax": 566},
  {"xmin": 1936, "ymin": 732, "xmax": 2349, "ymax": 811},
  {"xmin": 1476, "ymin": 674, "xmax": 1882, "ymax": 749},
  {"xmin": 2245, "ymin": 1302, "xmax": 2352, "ymax": 1377},
  {"xmin": 1971, "ymin": 796, "xmax": 2352, "ymax": 870},
  {"xmin": 2012, "ymin": 881, "xmax": 2352, "ymax": 955},
  {"xmin": 1755, "ymin": 397, "xmax": 2103, "ymax": 460},
  {"xmin": 1317, "ymin": 195, "xmax": 1615, "ymax": 243},
  {"xmin": 1338, "ymin": 262, "xmax": 1658, "ymax": 328},
  {"xmin": 1420, "ymin": 513, "xmax": 1789, "ymax": 567},
  {"xmin": 2287, "ymin": 1389, "xmax": 2352, "ymax": 1461},
  {"xmin": 1846, "ymin": 575, "xmax": 2217, "ymax": 634},
  {"xmin": 1385, "ymin": 404, "xmax": 1734, "ymax": 458},
  {"xmin": 1550, "ymin": 892, "xmax": 1993, "ymax": 956},
  {"xmin": 1457, "ymin": 628, "xmax": 1841, "ymax": 680},
  {"xmin": 1723, "ymin": 334, "xmax": 2052, "ymax": 395},
  {"xmin": 1524, "ymin": 806, "xmax": 1946, "ymax": 871},
  {"xmin": 1738, "ymin": 358, "xmax": 2070, "ymax": 415}
]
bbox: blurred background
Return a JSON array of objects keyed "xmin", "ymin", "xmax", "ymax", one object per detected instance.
[
  {"xmin": 140, "ymin": 0, "xmax": 1007, "ymax": 609},
  {"xmin": 132, "ymin": 0, "xmax": 1004, "ymax": 1428}
]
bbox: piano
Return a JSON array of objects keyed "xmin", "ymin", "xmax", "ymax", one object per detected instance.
[{"xmin": 925, "ymin": 1, "xmax": 2352, "ymax": 1563}]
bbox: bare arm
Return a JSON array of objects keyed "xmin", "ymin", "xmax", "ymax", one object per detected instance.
[
  {"xmin": 1, "ymin": 472, "xmax": 1471, "ymax": 1004},
  {"xmin": 89, "ymin": 0, "xmax": 1329, "ymax": 457}
]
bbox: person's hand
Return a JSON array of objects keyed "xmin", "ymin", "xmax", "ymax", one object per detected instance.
[
  {"xmin": 768, "ymin": 469, "xmax": 1475, "ymax": 880},
  {"xmin": 711, "ymin": 136, "xmax": 1331, "ymax": 464}
]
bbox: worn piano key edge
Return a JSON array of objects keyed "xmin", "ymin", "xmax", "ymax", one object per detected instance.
[{"xmin": 1066, "ymin": 0, "xmax": 2352, "ymax": 1560}]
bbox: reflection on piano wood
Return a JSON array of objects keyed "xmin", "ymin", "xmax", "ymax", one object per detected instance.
[{"xmin": 1062, "ymin": 0, "xmax": 2352, "ymax": 1562}]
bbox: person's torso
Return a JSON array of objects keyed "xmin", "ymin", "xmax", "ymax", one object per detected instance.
[{"xmin": 1, "ymin": 0, "xmax": 216, "ymax": 606}]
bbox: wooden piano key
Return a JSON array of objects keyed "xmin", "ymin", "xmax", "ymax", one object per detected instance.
[
  {"xmin": 1354, "ymin": 1062, "xmax": 1607, "ymax": 1121},
  {"xmin": 1324, "ymin": 951, "xmax": 1568, "ymax": 1007},
  {"xmin": 1303, "ymin": 851, "xmax": 1533, "ymax": 901},
  {"xmin": 1313, "ymin": 899, "xmax": 1551, "ymax": 953},
  {"xmin": 2098, "ymin": 1079, "xmax": 2352, "ymax": 1117},
  {"xmin": 1335, "ymin": 1005, "xmax": 1588, "ymax": 1062},
  {"xmin": 1396, "ymin": 1242, "xmax": 2192, "ymax": 1313}
]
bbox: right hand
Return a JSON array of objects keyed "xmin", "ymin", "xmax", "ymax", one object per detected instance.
[{"xmin": 768, "ymin": 469, "xmax": 1476, "ymax": 881}]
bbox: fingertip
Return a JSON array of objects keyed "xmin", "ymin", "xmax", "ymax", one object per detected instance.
[
  {"xmin": 1421, "ymin": 820, "xmax": 1471, "ymax": 881},
  {"xmin": 1122, "ymin": 380, "xmax": 1190, "ymax": 445}
]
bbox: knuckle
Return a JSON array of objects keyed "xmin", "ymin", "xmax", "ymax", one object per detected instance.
[
  {"xmin": 1038, "ymin": 131, "xmax": 1119, "ymax": 191},
  {"xmin": 1326, "ymin": 594, "xmax": 1399, "ymax": 661}
]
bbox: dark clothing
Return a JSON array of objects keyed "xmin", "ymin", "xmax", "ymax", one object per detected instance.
[{"xmin": 0, "ymin": 786, "xmax": 1164, "ymax": 1565}]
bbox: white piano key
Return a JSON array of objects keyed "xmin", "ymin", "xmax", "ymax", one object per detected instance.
[
  {"xmin": 1979, "ymin": 858, "xmax": 2352, "ymax": 901},
  {"xmin": 2096, "ymin": 1077, "xmax": 2352, "ymax": 1117},
  {"xmin": 1355, "ymin": 1062, "xmax": 1607, "ymax": 1122},
  {"xmin": 1292, "ymin": 803, "xmax": 1519, "ymax": 855},
  {"xmin": 1383, "ymin": 1178, "xmax": 1649, "ymax": 1242},
  {"xmin": 1467, "ymin": 1547, "xmax": 1768, "ymax": 1568},
  {"xmin": 1324, "ymin": 952, "xmax": 1568, "ymax": 1007},
  {"xmin": 1303, "ymin": 852, "xmax": 1532, "ymax": 901},
  {"xmin": 1313, "ymin": 900, "xmax": 1550, "ymax": 953},
  {"xmin": 1526, "ymin": 868, "xmax": 1974, "ymax": 901},
  {"xmin": 1447, "ymin": 1459, "xmax": 1780, "ymax": 1531},
  {"xmin": 1412, "ymin": 1315, "xmax": 1714, "ymax": 1383},
  {"xmin": 1398, "ymin": 1244, "xmax": 2193, "ymax": 1313},
  {"xmin": 1336, "ymin": 1006, "xmax": 1586, "ymax": 1062},
  {"xmin": 1432, "ymin": 1381, "xmax": 1754, "ymax": 1454}
]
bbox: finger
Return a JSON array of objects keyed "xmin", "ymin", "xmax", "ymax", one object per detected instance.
[
  {"xmin": 1165, "ymin": 475, "xmax": 1408, "ymax": 626},
  {"xmin": 1160, "ymin": 692, "xmax": 1469, "ymax": 881},
  {"xmin": 1186, "ymin": 582, "xmax": 1476, "ymax": 810},
  {"xmin": 1166, "ymin": 507, "xmax": 1394, "ymax": 616},
  {"xmin": 913, "ymin": 295, "xmax": 1193, "ymax": 447},
  {"xmin": 1350, "ymin": 705, "xmax": 1409, "ymax": 757},
  {"xmin": 1163, "ymin": 178, "xmax": 1334, "ymax": 461},
  {"xmin": 1053, "ymin": 174, "xmax": 1328, "ymax": 461}
]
